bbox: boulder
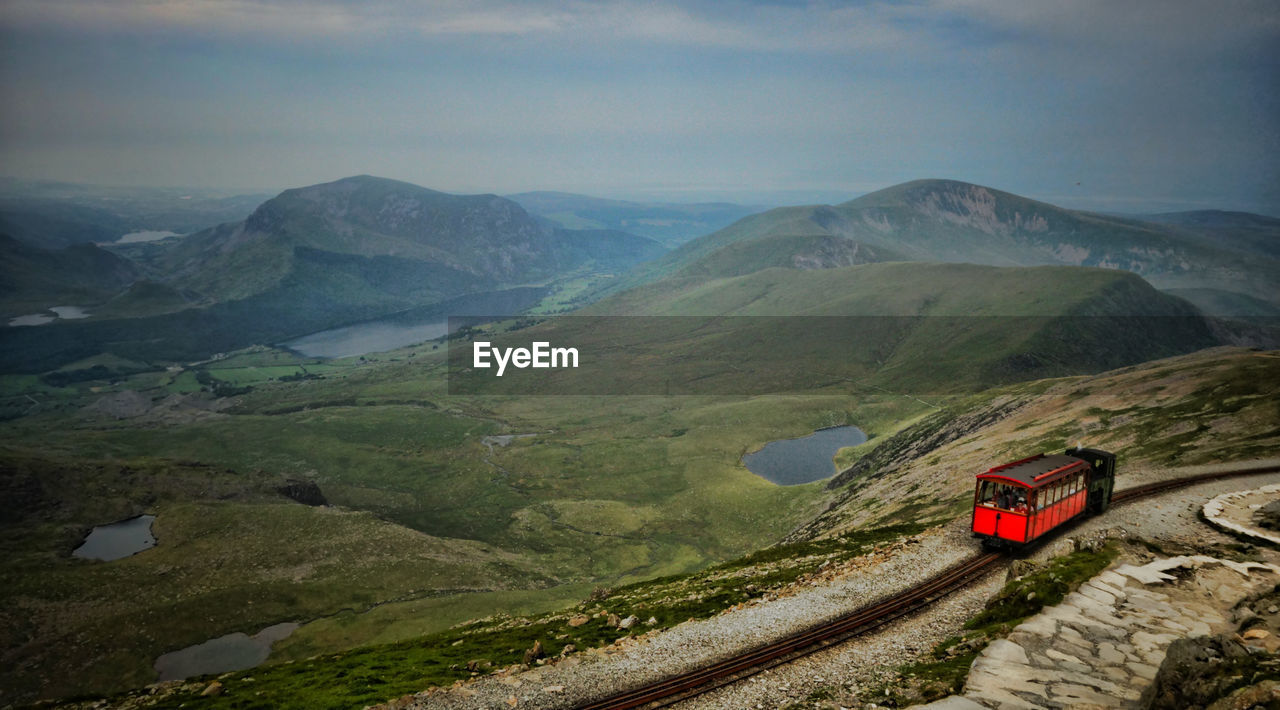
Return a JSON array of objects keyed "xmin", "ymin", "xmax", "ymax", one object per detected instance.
[
  {"xmin": 1255, "ymin": 500, "xmax": 1280, "ymax": 530},
  {"xmin": 1142, "ymin": 634, "xmax": 1256, "ymax": 709},
  {"xmin": 276, "ymin": 479, "xmax": 328, "ymax": 506},
  {"xmin": 523, "ymin": 640, "xmax": 544, "ymax": 665},
  {"xmin": 1208, "ymin": 680, "xmax": 1280, "ymax": 710}
]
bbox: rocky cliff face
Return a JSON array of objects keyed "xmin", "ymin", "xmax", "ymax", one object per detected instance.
[{"xmin": 276, "ymin": 479, "xmax": 328, "ymax": 507}]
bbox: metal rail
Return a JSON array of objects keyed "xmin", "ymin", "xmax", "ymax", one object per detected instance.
[{"xmin": 574, "ymin": 464, "xmax": 1280, "ymax": 709}]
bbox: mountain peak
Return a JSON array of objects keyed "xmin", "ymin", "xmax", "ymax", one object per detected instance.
[{"xmin": 840, "ymin": 178, "xmax": 1054, "ymax": 213}]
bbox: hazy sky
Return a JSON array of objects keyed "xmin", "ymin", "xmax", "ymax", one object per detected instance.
[{"xmin": 1, "ymin": 0, "xmax": 1277, "ymax": 213}]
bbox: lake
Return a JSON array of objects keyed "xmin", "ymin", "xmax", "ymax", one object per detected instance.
[
  {"xmin": 117, "ymin": 230, "xmax": 182, "ymax": 243},
  {"xmin": 154, "ymin": 622, "xmax": 300, "ymax": 681},
  {"xmin": 73, "ymin": 514, "xmax": 156, "ymax": 561},
  {"xmin": 8, "ymin": 313, "xmax": 55, "ymax": 326},
  {"xmin": 742, "ymin": 425, "xmax": 867, "ymax": 485},
  {"xmin": 282, "ymin": 287, "xmax": 548, "ymax": 359},
  {"xmin": 8, "ymin": 306, "xmax": 91, "ymax": 326},
  {"xmin": 50, "ymin": 306, "xmax": 89, "ymax": 319}
]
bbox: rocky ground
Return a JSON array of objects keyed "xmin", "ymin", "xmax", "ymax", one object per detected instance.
[
  {"xmin": 1203, "ymin": 483, "xmax": 1280, "ymax": 546},
  {"xmin": 377, "ymin": 462, "xmax": 1280, "ymax": 710},
  {"xmin": 930, "ymin": 554, "xmax": 1280, "ymax": 709}
]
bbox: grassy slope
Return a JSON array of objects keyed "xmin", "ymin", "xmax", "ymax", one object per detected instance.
[
  {"xmin": 1, "ymin": 341, "xmax": 932, "ymax": 703},
  {"xmin": 797, "ymin": 347, "xmax": 1280, "ymax": 539},
  {"xmin": 450, "ymin": 262, "xmax": 1217, "ymax": 397},
  {"xmin": 0, "ymin": 258, "xmax": 1248, "ymax": 705},
  {"xmin": 5, "ymin": 340, "xmax": 1274, "ymax": 705},
  {"xmin": 604, "ymin": 179, "xmax": 1280, "ymax": 306},
  {"xmin": 0, "ymin": 454, "xmax": 544, "ymax": 703},
  {"xmin": 66, "ymin": 523, "xmax": 931, "ymax": 710}
]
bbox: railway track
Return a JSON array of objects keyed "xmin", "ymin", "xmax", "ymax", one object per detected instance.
[{"xmin": 575, "ymin": 464, "xmax": 1280, "ymax": 710}]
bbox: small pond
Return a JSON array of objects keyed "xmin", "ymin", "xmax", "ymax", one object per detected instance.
[
  {"xmin": 742, "ymin": 425, "xmax": 867, "ymax": 486},
  {"xmin": 8, "ymin": 306, "xmax": 91, "ymax": 326},
  {"xmin": 73, "ymin": 514, "xmax": 156, "ymax": 561},
  {"xmin": 155, "ymin": 622, "xmax": 300, "ymax": 681},
  {"xmin": 8, "ymin": 313, "xmax": 55, "ymax": 326},
  {"xmin": 49, "ymin": 305, "xmax": 90, "ymax": 319}
]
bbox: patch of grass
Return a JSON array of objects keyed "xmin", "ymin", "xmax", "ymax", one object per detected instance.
[
  {"xmin": 966, "ymin": 542, "xmax": 1119, "ymax": 631},
  {"xmin": 92, "ymin": 522, "xmax": 931, "ymax": 709}
]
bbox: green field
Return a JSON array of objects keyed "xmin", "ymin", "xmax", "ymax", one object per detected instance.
[
  {"xmin": 0, "ymin": 338, "xmax": 937, "ymax": 704},
  {"xmin": 0, "ymin": 261, "xmax": 1271, "ymax": 707}
]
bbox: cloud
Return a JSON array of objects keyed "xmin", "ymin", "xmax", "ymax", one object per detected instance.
[
  {"xmin": 4, "ymin": 0, "xmax": 1275, "ymax": 65},
  {"xmin": 0, "ymin": 1, "xmax": 957, "ymax": 53}
]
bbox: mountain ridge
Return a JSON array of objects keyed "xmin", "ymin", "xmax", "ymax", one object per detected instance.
[{"xmin": 604, "ymin": 179, "xmax": 1280, "ymax": 315}]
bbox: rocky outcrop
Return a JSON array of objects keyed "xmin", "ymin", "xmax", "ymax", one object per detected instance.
[
  {"xmin": 919, "ymin": 555, "xmax": 1280, "ymax": 709},
  {"xmin": 827, "ymin": 396, "xmax": 1027, "ymax": 491},
  {"xmin": 275, "ymin": 479, "xmax": 327, "ymax": 506},
  {"xmin": 1258, "ymin": 500, "xmax": 1280, "ymax": 531},
  {"xmin": 1143, "ymin": 635, "xmax": 1279, "ymax": 709},
  {"xmin": 1143, "ymin": 582, "xmax": 1280, "ymax": 709},
  {"xmin": 522, "ymin": 640, "xmax": 544, "ymax": 666}
]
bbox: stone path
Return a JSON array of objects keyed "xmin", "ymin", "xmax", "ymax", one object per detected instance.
[
  {"xmin": 919, "ymin": 555, "xmax": 1280, "ymax": 709},
  {"xmin": 1202, "ymin": 483, "xmax": 1280, "ymax": 545}
]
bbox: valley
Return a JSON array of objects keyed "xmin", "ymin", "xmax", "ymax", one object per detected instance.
[
  {"xmin": 1, "ymin": 176, "xmax": 1276, "ymax": 709},
  {"xmin": 4, "ymin": 7, "xmax": 1277, "ymax": 708}
]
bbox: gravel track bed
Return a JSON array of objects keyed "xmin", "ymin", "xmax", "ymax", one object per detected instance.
[
  {"xmin": 402, "ymin": 523, "xmax": 980, "ymax": 710},
  {"xmin": 396, "ymin": 460, "xmax": 1280, "ymax": 710}
]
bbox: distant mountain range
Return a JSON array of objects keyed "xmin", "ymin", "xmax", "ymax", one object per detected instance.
[
  {"xmin": 142, "ymin": 175, "xmax": 662, "ymax": 306},
  {"xmin": 3, "ymin": 175, "xmax": 1276, "ymax": 373},
  {"xmin": 507, "ymin": 191, "xmax": 762, "ymax": 247},
  {"xmin": 0, "ymin": 179, "xmax": 271, "ymax": 249},
  {"xmin": 0, "ymin": 176, "xmax": 665, "ymax": 371},
  {"xmin": 606, "ymin": 179, "xmax": 1280, "ymax": 316}
]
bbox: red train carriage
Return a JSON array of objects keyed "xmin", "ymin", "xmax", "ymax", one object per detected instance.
[{"xmin": 972, "ymin": 448, "xmax": 1116, "ymax": 547}]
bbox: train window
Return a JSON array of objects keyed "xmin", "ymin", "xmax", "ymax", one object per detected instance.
[
  {"xmin": 978, "ymin": 480, "xmax": 996, "ymax": 504},
  {"xmin": 978, "ymin": 481, "xmax": 1027, "ymax": 511}
]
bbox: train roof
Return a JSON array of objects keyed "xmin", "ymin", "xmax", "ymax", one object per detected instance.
[{"xmin": 976, "ymin": 453, "xmax": 1088, "ymax": 488}]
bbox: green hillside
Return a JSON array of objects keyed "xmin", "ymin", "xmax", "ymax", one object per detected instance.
[
  {"xmin": 606, "ymin": 179, "xmax": 1280, "ymax": 313},
  {"xmin": 0, "ymin": 236, "xmax": 140, "ymax": 316},
  {"xmin": 155, "ymin": 176, "xmax": 662, "ymax": 304},
  {"xmin": 453, "ymin": 262, "xmax": 1220, "ymax": 396}
]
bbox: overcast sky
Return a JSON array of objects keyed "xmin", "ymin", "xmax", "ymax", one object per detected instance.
[{"xmin": 1, "ymin": 0, "xmax": 1277, "ymax": 213}]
